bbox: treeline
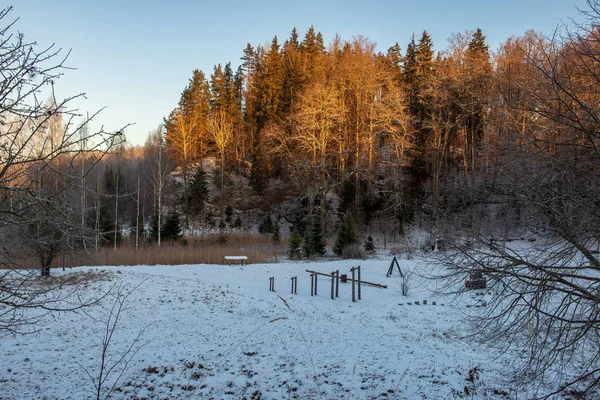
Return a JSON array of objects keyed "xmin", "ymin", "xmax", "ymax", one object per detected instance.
[
  {"xmin": 16, "ymin": 19, "xmax": 597, "ymax": 260},
  {"xmin": 156, "ymin": 24, "xmax": 581, "ymax": 237},
  {"xmin": 160, "ymin": 26, "xmax": 494, "ymax": 234}
]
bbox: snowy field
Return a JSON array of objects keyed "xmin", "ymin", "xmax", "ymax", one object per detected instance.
[{"xmin": 0, "ymin": 257, "xmax": 519, "ymax": 399}]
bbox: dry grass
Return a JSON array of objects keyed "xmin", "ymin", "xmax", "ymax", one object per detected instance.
[{"xmin": 47, "ymin": 234, "xmax": 286, "ymax": 268}]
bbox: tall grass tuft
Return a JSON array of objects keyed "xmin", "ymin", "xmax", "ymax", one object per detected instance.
[{"xmin": 32, "ymin": 234, "xmax": 287, "ymax": 269}]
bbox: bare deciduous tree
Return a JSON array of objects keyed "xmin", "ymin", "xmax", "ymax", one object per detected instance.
[
  {"xmin": 0, "ymin": 6, "xmax": 125, "ymax": 333},
  {"xmin": 434, "ymin": 3, "xmax": 600, "ymax": 396}
]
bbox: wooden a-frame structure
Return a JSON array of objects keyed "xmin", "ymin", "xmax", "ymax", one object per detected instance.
[{"xmin": 386, "ymin": 256, "xmax": 403, "ymax": 277}]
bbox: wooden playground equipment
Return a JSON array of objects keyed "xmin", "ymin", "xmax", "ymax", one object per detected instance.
[{"xmin": 269, "ymin": 266, "xmax": 386, "ymax": 302}]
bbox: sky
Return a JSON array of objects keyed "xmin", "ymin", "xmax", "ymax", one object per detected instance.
[{"xmin": 12, "ymin": 0, "xmax": 590, "ymax": 146}]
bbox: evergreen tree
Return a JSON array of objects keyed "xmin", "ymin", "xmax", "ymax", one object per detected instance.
[
  {"xmin": 149, "ymin": 212, "xmax": 182, "ymax": 242},
  {"xmin": 464, "ymin": 28, "xmax": 492, "ymax": 171},
  {"xmin": 300, "ymin": 26, "xmax": 325, "ymax": 54},
  {"xmin": 210, "ymin": 64, "xmax": 226, "ymax": 110},
  {"xmin": 402, "ymin": 31, "xmax": 436, "ymax": 220},
  {"xmin": 416, "ymin": 31, "xmax": 435, "ymax": 81},
  {"xmin": 249, "ymin": 134, "xmax": 270, "ymax": 194},
  {"xmin": 288, "ymin": 228, "xmax": 303, "ymax": 259},
  {"xmin": 386, "ymin": 42, "xmax": 403, "ymax": 84},
  {"xmin": 309, "ymin": 212, "xmax": 326, "ymax": 257},
  {"xmin": 272, "ymin": 220, "xmax": 280, "ymax": 243},
  {"xmin": 187, "ymin": 168, "xmax": 209, "ymax": 216},
  {"xmin": 302, "ymin": 225, "xmax": 313, "ymax": 259},
  {"xmin": 161, "ymin": 211, "xmax": 182, "ymax": 241},
  {"xmin": 149, "ymin": 213, "xmax": 160, "ymax": 242},
  {"xmin": 241, "ymin": 43, "xmax": 257, "ymax": 78},
  {"xmin": 281, "ymin": 28, "xmax": 306, "ymax": 114},
  {"xmin": 94, "ymin": 202, "xmax": 120, "ymax": 246},
  {"xmin": 258, "ymin": 214, "xmax": 274, "ymax": 234},
  {"xmin": 289, "ymin": 27, "xmax": 300, "ymax": 48},
  {"xmin": 333, "ymin": 213, "xmax": 357, "ymax": 256},
  {"xmin": 364, "ymin": 235, "xmax": 375, "ymax": 254},
  {"xmin": 403, "ymin": 34, "xmax": 417, "ymax": 98},
  {"xmin": 258, "ymin": 36, "xmax": 285, "ymax": 123}
]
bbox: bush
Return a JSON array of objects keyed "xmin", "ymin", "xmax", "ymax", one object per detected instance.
[{"xmin": 342, "ymin": 244, "xmax": 365, "ymax": 260}]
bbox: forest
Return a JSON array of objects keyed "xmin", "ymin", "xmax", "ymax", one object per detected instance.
[
  {"xmin": 91, "ymin": 20, "xmax": 600, "ymax": 258},
  {"xmin": 0, "ymin": 1, "xmax": 598, "ymax": 271}
]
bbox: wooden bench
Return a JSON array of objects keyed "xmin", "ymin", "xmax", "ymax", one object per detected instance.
[{"xmin": 224, "ymin": 255, "xmax": 248, "ymax": 266}]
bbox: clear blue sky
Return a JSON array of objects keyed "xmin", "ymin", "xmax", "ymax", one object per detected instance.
[{"xmin": 12, "ymin": 0, "xmax": 589, "ymax": 146}]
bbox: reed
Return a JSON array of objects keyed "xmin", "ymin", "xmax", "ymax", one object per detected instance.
[{"xmin": 47, "ymin": 234, "xmax": 286, "ymax": 268}]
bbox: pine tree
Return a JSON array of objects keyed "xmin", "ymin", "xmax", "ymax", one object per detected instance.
[
  {"xmin": 300, "ymin": 26, "xmax": 324, "ymax": 54},
  {"xmin": 149, "ymin": 213, "xmax": 160, "ymax": 241},
  {"xmin": 258, "ymin": 215, "xmax": 274, "ymax": 234},
  {"xmin": 161, "ymin": 211, "xmax": 182, "ymax": 241},
  {"xmin": 281, "ymin": 28, "xmax": 306, "ymax": 115},
  {"xmin": 188, "ymin": 168, "xmax": 208, "ymax": 216},
  {"xmin": 249, "ymin": 133, "xmax": 270, "ymax": 194},
  {"xmin": 416, "ymin": 31, "xmax": 434, "ymax": 81},
  {"xmin": 403, "ymin": 34, "xmax": 417, "ymax": 99},
  {"xmin": 464, "ymin": 28, "xmax": 492, "ymax": 171},
  {"xmin": 272, "ymin": 220, "xmax": 280, "ymax": 243},
  {"xmin": 95, "ymin": 202, "xmax": 120, "ymax": 246},
  {"xmin": 334, "ymin": 213, "xmax": 357, "ymax": 256},
  {"xmin": 210, "ymin": 64, "xmax": 226, "ymax": 110},
  {"xmin": 310, "ymin": 212, "xmax": 326, "ymax": 257},
  {"xmin": 149, "ymin": 212, "xmax": 182, "ymax": 242},
  {"xmin": 302, "ymin": 227, "xmax": 313, "ymax": 259},
  {"xmin": 364, "ymin": 235, "xmax": 375, "ymax": 254},
  {"xmin": 386, "ymin": 42, "xmax": 403, "ymax": 84},
  {"xmin": 259, "ymin": 36, "xmax": 285, "ymax": 123},
  {"xmin": 289, "ymin": 27, "xmax": 299, "ymax": 49},
  {"xmin": 288, "ymin": 228, "xmax": 303, "ymax": 259},
  {"xmin": 402, "ymin": 31, "xmax": 436, "ymax": 218},
  {"xmin": 223, "ymin": 62, "xmax": 235, "ymax": 111}
]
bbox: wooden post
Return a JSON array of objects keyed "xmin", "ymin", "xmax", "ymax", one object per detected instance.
[
  {"xmin": 314, "ymin": 273, "xmax": 318, "ymax": 295},
  {"xmin": 310, "ymin": 274, "xmax": 314, "ymax": 296},
  {"xmin": 290, "ymin": 276, "xmax": 297, "ymax": 295},
  {"xmin": 357, "ymin": 266, "xmax": 362, "ymax": 300},
  {"xmin": 331, "ymin": 271, "xmax": 335, "ymax": 300},
  {"xmin": 351, "ymin": 267, "xmax": 356, "ymax": 302},
  {"xmin": 269, "ymin": 277, "xmax": 275, "ymax": 292},
  {"xmin": 335, "ymin": 270, "xmax": 340, "ymax": 298}
]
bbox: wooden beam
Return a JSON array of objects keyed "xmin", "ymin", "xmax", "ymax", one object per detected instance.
[{"xmin": 305, "ymin": 269, "xmax": 387, "ymax": 289}]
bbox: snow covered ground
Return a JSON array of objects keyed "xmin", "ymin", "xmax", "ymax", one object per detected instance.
[{"xmin": 0, "ymin": 257, "xmax": 519, "ymax": 399}]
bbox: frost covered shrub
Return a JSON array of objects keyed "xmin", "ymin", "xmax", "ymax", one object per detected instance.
[{"xmin": 342, "ymin": 244, "xmax": 364, "ymax": 259}]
